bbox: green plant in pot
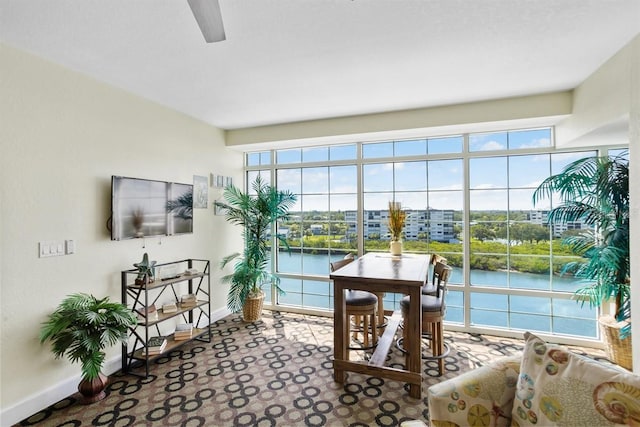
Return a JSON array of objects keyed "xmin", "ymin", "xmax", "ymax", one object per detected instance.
[
  {"xmin": 533, "ymin": 150, "xmax": 630, "ymax": 368},
  {"xmin": 40, "ymin": 293, "xmax": 138, "ymax": 403},
  {"xmin": 215, "ymin": 176, "xmax": 297, "ymax": 322}
]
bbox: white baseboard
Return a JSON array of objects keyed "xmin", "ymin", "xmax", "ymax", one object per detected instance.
[
  {"xmin": 0, "ymin": 308, "xmax": 231, "ymax": 427},
  {"xmin": 0, "ymin": 357, "xmax": 120, "ymax": 427}
]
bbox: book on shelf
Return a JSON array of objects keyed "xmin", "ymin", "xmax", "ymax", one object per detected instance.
[
  {"xmin": 162, "ymin": 302, "xmax": 178, "ymax": 314},
  {"xmin": 136, "ymin": 304, "xmax": 158, "ymax": 320},
  {"xmin": 180, "ymin": 293, "xmax": 198, "ymax": 307},
  {"xmin": 173, "ymin": 323, "xmax": 193, "ymax": 340},
  {"xmin": 146, "ymin": 336, "xmax": 167, "ymax": 355}
]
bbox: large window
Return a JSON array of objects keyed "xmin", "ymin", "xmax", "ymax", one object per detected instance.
[{"xmin": 245, "ymin": 128, "xmax": 623, "ymax": 342}]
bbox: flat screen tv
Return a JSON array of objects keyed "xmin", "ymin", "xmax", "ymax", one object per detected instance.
[{"xmin": 110, "ymin": 176, "xmax": 193, "ymax": 241}]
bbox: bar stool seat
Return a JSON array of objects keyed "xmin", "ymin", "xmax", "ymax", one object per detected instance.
[
  {"xmin": 346, "ymin": 290, "xmax": 378, "ymax": 306},
  {"xmin": 399, "ymin": 294, "xmax": 441, "ymax": 313}
]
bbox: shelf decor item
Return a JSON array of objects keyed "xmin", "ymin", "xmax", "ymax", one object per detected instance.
[
  {"xmin": 388, "ymin": 201, "xmax": 406, "ymax": 256},
  {"xmin": 533, "ymin": 150, "xmax": 630, "ymax": 369},
  {"xmin": 215, "ymin": 176, "xmax": 297, "ymax": 321},
  {"xmin": 39, "ymin": 293, "xmax": 137, "ymax": 403},
  {"xmin": 134, "ymin": 253, "xmax": 156, "ymax": 285}
]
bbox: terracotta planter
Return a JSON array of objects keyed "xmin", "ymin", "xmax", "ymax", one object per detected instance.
[
  {"xmin": 78, "ymin": 372, "xmax": 108, "ymax": 404},
  {"xmin": 390, "ymin": 240, "xmax": 403, "ymax": 256},
  {"xmin": 242, "ymin": 291, "xmax": 265, "ymax": 322}
]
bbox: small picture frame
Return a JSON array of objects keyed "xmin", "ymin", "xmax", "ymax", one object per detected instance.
[
  {"xmin": 225, "ymin": 176, "xmax": 233, "ymax": 187},
  {"xmin": 216, "ymin": 175, "xmax": 225, "ymax": 188},
  {"xmin": 213, "ymin": 200, "xmax": 225, "ymax": 216},
  {"xmin": 193, "ymin": 175, "xmax": 208, "ymax": 209}
]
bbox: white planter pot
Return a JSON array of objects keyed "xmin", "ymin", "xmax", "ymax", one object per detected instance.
[{"xmin": 390, "ymin": 240, "xmax": 403, "ymax": 256}]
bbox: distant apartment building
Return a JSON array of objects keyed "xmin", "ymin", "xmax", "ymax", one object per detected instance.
[
  {"xmin": 344, "ymin": 209, "xmax": 456, "ymax": 242},
  {"xmin": 528, "ymin": 210, "xmax": 588, "ymax": 237},
  {"xmin": 309, "ymin": 224, "xmax": 323, "ymax": 235}
]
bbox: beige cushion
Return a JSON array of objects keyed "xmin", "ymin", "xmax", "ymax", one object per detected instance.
[{"xmin": 512, "ymin": 332, "xmax": 640, "ymax": 427}]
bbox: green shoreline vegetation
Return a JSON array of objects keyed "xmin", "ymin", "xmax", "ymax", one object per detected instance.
[
  {"xmin": 278, "ymin": 211, "xmax": 583, "ymax": 276},
  {"xmin": 281, "ymin": 237, "xmax": 579, "ymax": 275}
]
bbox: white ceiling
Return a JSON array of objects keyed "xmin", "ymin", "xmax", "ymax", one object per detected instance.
[{"xmin": 1, "ymin": 0, "xmax": 639, "ymax": 130}]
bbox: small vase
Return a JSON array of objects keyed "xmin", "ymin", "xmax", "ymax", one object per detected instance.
[{"xmin": 390, "ymin": 240, "xmax": 403, "ymax": 256}]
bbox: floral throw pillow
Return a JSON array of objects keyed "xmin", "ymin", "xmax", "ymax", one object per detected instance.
[
  {"xmin": 428, "ymin": 356, "xmax": 521, "ymax": 427},
  {"xmin": 512, "ymin": 332, "xmax": 640, "ymax": 427}
]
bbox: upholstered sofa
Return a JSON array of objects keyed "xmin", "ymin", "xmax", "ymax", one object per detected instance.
[{"xmin": 427, "ymin": 332, "xmax": 640, "ymax": 427}]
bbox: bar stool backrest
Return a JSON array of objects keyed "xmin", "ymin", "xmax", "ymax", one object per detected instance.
[
  {"xmin": 429, "ymin": 253, "xmax": 447, "ymax": 266},
  {"xmin": 432, "ymin": 261, "xmax": 452, "ymax": 299},
  {"xmin": 330, "ymin": 254, "xmax": 354, "ymax": 272}
]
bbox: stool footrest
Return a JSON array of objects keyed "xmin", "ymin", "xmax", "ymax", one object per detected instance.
[
  {"xmin": 395, "ymin": 337, "xmax": 451, "ymax": 360},
  {"xmin": 369, "ymin": 310, "xmax": 402, "ymax": 367}
]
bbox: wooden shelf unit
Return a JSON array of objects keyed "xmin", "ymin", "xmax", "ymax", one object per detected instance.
[{"xmin": 121, "ymin": 258, "xmax": 211, "ymax": 378}]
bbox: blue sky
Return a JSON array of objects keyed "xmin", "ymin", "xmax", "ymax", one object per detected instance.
[{"xmin": 247, "ymin": 129, "xmax": 599, "ymax": 212}]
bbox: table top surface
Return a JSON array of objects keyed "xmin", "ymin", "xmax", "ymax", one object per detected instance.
[{"xmin": 329, "ymin": 252, "xmax": 429, "ymax": 286}]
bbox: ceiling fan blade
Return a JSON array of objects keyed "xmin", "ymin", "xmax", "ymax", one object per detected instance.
[{"xmin": 187, "ymin": 0, "xmax": 226, "ymax": 43}]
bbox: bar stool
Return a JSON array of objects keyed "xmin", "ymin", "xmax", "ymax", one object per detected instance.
[
  {"xmin": 397, "ymin": 261, "xmax": 451, "ymax": 375},
  {"xmin": 330, "ymin": 256, "xmax": 378, "ymax": 358}
]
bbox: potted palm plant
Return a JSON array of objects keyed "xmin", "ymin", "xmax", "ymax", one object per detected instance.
[
  {"xmin": 40, "ymin": 293, "xmax": 138, "ymax": 403},
  {"xmin": 388, "ymin": 201, "xmax": 406, "ymax": 256},
  {"xmin": 532, "ymin": 150, "xmax": 630, "ymax": 368},
  {"xmin": 215, "ymin": 176, "xmax": 297, "ymax": 322}
]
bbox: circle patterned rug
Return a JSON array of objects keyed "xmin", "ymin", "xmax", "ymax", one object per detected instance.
[{"xmin": 17, "ymin": 311, "xmax": 607, "ymax": 426}]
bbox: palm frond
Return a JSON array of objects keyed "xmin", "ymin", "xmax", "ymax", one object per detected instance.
[
  {"xmin": 532, "ymin": 151, "xmax": 629, "ymax": 325},
  {"xmin": 218, "ymin": 176, "xmax": 297, "ymax": 312},
  {"xmin": 40, "ymin": 293, "xmax": 137, "ymax": 381}
]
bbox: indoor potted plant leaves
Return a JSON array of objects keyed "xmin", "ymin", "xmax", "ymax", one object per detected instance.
[
  {"xmin": 215, "ymin": 176, "xmax": 297, "ymax": 322},
  {"xmin": 40, "ymin": 293, "xmax": 138, "ymax": 403},
  {"xmin": 532, "ymin": 150, "xmax": 630, "ymax": 368}
]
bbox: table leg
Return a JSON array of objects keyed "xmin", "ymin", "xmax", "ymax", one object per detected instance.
[
  {"xmin": 333, "ymin": 280, "xmax": 347, "ymax": 383},
  {"xmin": 407, "ymin": 286, "xmax": 422, "ymax": 398}
]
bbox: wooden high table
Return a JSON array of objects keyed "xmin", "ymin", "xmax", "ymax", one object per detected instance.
[{"xmin": 330, "ymin": 252, "xmax": 429, "ymax": 398}]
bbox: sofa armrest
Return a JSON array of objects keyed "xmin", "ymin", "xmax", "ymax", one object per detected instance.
[{"xmin": 427, "ymin": 355, "xmax": 521, "ymax": 427}]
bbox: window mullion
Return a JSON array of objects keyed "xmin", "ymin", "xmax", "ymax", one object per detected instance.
[{"xmin": 462, "ymin": 133, "xmax": 471, "ymax": 329}]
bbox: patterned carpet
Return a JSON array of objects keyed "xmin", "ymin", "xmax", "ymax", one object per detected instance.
[{"xmin": 17, "ymin": 311, "xmax": 608, "ymax": 427}]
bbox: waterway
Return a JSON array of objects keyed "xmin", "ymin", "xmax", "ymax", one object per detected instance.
[{"xmin": 272, "ymin": 252, "xmax": 598, "ymax": 338}]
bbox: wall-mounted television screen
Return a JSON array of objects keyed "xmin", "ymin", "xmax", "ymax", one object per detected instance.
[{"xmin": 111, "ymin": 176, "xmax": 193, "ymax": 241}]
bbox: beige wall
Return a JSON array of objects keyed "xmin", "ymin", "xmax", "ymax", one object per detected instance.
[
  {"xmin": 226, "ymin": 91, "xmax": 572, "ymax": 149},
  {"xmin": 556, "ymin": 34, "xmax": 640, "ymax": 148},
  {"xmin": 0, "ymin": 44, "xmax": 242, "ymax": 425}
]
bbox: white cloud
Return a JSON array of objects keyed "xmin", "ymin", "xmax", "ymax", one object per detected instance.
[
  {"xmin": 481, "ymin": 141, "xmax": 506, "ymax": 150},
  {"xmin": 473, "ymin": 183, "xmax": 500, "ymax": 190},
  {"xmin": 518, "ymin": 138, "xmax": 551, "ymax": 149}
]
